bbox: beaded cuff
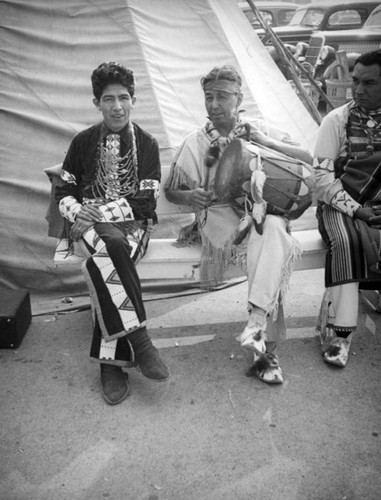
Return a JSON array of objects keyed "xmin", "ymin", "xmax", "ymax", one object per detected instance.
[{"xmin": 59, "ymin": 195, "xmax": 82, "ymax": 223}]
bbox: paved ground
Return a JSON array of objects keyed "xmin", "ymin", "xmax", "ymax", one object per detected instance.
[{"xmin": 1, "ymin": 266, "xmax": 380, "ymax": 500}]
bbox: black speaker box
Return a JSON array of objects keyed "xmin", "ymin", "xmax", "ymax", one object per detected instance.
[{"xmin": 0, "ymin": 289, "xmax": 32, "ymax": 348}]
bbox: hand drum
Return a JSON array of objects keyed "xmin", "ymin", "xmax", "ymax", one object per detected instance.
[{"xmin": 214, "ymin": 138, "xmax": 313, "ymax": 220}]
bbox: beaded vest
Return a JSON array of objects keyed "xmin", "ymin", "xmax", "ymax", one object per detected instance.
[{"xmin": 346, "ymin": 105, "xmax": 381, "ymax": 159}]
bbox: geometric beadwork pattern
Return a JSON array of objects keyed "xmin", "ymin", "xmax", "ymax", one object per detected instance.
[
  {"xmin": 83, "ymin": 228, "xmax": 104, "ymax": 254},
  {"xmin": 84, "ymin": 226, "xmax": 141, "ymax": 333},
  {"xmin": 98, "ymin": 198, "xmax": 134, "ymax": 222},
  {"xmin": 313, "ymin": 158, "xmax": 358, "ymax": 216},
  {"xmin": 93, "ymin": 252, "xmax": 140, "ymax": 331},
  {"xmin": 313, "ymin": 158, "xmax": 334, "ymax": 172},
  {"xmin": 331, "ymin": 189, "xmax": 358, "ymax": 217},
  {"xmin": 58, "ymin": 195, "xmax": 82, "ymax": 223},
  {"xmin": 99, "ymin": 338, "xmax": 117, "ymax": 360},
  {"xmin": 106, "ymin": 269, "xmax": 123, "ymax": 285},
  {"xmin": 140, "ymin": 179, "xmax": 160, "ymax": 199}
]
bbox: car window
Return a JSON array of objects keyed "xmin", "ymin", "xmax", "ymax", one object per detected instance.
[
  {"xmin": 364, "ymin": 8, "xmax": 381, "ymax": 27},
  {"xmin": 278, "ymin": 10, "xmax": 296, "ymax": 26},
  {"xmin": 259, "ymin": 10, "xmax": 275, "ymax": 26},
  {"xmin": 242, "ymin": 8, "xmax": 257, "ymax": 26},
  {"xmin": 328, "ymin": 9, "xmax": 363, "ymax": 27},
  {"xmin": 242, "ymin": 8, "xmax": 275, "ymax": 28},
  {"xmin": 289, "ymin": 8, "xmax": 307, "ymax": 25},
  {"xmin": 300, "ymin": 8, "xmax": 324, "ymax": 28}
]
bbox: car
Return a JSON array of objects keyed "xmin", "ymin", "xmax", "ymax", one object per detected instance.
[
  {"xmin": 257, "ymin": 0, "xmax": 381, "ymax": 46},
  {"xmin": 303, "ymin": 3, "xmax": 381, "ymax": 108},
  {"xmin": 238, "ymin": 1, "xmax": 298, "ymax": 29},
  {"xmin": 307, "ymin": 3, "xmax": 381, "ymax": 62}
]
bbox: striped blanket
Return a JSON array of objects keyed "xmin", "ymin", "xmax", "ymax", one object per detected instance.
[{"xmin": 318, "ymin": 154, "xmax": 381, "ymax": 287}]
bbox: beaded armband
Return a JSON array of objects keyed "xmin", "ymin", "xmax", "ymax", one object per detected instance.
[{"xmin": 139, "ymin": 179, "xmax": 160, "ymax": 199}]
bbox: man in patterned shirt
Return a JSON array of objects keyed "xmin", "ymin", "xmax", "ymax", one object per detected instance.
[{"xmin": 56, "ymin": 62, "xmax": 169, "ymax": 404}]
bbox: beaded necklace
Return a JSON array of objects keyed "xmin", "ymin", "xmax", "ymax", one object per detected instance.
[
  {"xmin": 93, "ymin": 121, "xmax": 138, "ymax": 200},
  {"xmin": 204, "ymin": 113, "xmax": 250, "ymax": 183},
  {"xmin": 205, "ymin": 114, "xmax": 248, "ymax": 154}
]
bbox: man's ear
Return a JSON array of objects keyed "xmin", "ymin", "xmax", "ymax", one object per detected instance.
[
  {"xmin": 93, "ymin": 98, "xmax": 100, "ymax": 111},
  {"xmin": 236, "ymin": 92, "xmax": 243, "ymax": 108},
  {"xmin": 132, "ymin": 96, "xmax": 137, "ymax": 106}
]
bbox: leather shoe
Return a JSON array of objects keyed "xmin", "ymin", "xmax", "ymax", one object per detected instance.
[
  {"xmin": 136, "ymin": 347, "xmax": 169, "ymax": 381},
  {"xmin": 100, "ymin": 364, "xmax": 129, "ymax": 405}
]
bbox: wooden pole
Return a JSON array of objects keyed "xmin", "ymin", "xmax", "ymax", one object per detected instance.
[{"xmin": 245, "ymin": 0, "xmax": 328, "ymax": 123}]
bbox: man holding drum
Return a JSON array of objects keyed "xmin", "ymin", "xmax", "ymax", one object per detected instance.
[
  {"xmin": 165, "ymin": 65, "xmax": 312, "ymax": 385},
  {"xmin": 314, "ymin": 50, "xmax": 381, "ymax": 368}
]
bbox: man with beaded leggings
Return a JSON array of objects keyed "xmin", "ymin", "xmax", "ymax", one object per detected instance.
[
  {"xmin": 314, "ymin": 50, "xmax": 381, "ymax": 367},
  {"xmin": 56, "ymin": 62, "xmax": 169, "ymax": 404}
]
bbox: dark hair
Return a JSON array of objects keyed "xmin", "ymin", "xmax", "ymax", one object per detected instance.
[
  {"xmin": 91, "ymin": 62, "xmax": 135, "ymax": 100},
  {"xmin": 355, "ymin": 50, "xmax": 381, "ymax": 74},
  {"xmin": 200, "ymin": 65, "xmax": 242, "ymax": 89}
]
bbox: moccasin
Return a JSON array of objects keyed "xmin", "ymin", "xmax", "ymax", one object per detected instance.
[
  {"xmin": 255, "ymin": 352, "xmax": 284, "ymax": 384},
  {"xmin": 323, "ymin": 334, "xmax": 352, "ymax": 367},
  {"xmin": 239, "ymin": 327, "xmax": 267, "ymax": 360}
]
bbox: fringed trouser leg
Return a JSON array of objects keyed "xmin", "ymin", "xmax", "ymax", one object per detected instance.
[{"xmin": 246, "ymin": 215, "xmax": 300, "ymax": 342}]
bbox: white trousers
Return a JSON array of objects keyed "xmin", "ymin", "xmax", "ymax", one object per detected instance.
[{"xmin": 246, "ymin": 215, "xmax": 299, "ymax": 340}]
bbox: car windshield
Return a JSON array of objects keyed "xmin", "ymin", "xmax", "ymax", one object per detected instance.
[
  {"xmin": 289, "ymin": 8, "xmax": 324, "ymax": 27},
  {"xmin": 364, "ymin": 8, "xmax": 381, "ymax": 27}
]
